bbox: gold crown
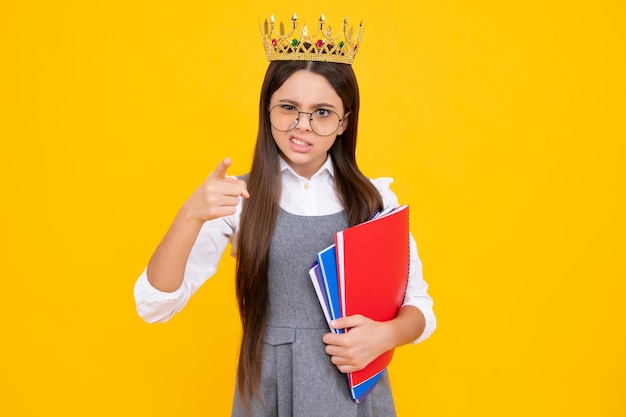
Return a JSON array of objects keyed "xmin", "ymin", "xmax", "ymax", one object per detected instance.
[{"xmin": 260, "ymin": 13, "xmax": 363, "ymax": 65}]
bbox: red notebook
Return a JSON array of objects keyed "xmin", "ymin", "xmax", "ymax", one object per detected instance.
[{"xmin": 335, "ymin": 205, "xmax": 410, "ymax": 395}]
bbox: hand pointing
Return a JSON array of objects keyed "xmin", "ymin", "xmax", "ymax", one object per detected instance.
[{"xmin": 182, "ymin": 157, "xmax": 249, "ymax": 222}]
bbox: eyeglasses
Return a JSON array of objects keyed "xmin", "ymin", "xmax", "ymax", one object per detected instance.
[{"xmin": 269, "ymin": 104, "xmax": 348, "ymax": 137}]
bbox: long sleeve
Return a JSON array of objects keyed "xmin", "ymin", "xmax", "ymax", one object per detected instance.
[
  {"xmin": 133, "ymin": 212, "xmax": 238, "ymax": 323},
  {"xmin": 371, "ymin": 177, "xmax": 436, "ymax": 344}
]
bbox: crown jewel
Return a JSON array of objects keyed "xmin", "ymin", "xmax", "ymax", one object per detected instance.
[{"xmin": 260, "ymin": 13, "xmax": 364, "ymax": 65}]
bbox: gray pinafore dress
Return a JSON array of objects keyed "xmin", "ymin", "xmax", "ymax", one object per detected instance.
[{"xmin": 231, "ymin": 209, "xmax": 397, "ymax": 417}]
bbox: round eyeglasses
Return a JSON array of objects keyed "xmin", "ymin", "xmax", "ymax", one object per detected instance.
[{"xmin": 269, "ymin": 104, "xmax": 348, "ymax": 137}]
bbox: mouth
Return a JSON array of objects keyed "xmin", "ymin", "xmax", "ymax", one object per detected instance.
[{"xmin": 290, "ymin": 136, "xmax": 312, "ymax": 147}]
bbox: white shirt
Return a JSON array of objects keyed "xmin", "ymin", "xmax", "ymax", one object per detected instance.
[{"xmin": 134, "ymin": 156, "xmax": 436, "ymax": 343}]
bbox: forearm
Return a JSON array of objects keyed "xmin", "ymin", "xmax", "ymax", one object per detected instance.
[
  {"xmin": 146, "ymin": 204, "xmax": 205, "ymax": 293},
  {"xmin": 386, "ymin": 305, "xmax": 426, "ymax": 348}
]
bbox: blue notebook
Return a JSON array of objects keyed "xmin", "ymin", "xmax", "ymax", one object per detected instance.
[{"xmin": 309, "ymin": 244, "xmax": 344, "ymax": 334}]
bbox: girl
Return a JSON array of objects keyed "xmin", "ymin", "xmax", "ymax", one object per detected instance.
[{"xmin": 134, "ymin": 17, "xmax": 435, "ymax": 417}]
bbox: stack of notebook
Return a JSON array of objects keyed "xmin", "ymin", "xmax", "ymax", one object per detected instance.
[{"xmin": 309, "ymin": 205, "xmax": 410, "ymax": 403}]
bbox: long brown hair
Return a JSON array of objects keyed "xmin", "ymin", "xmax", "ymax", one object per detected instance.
[{"xmin": 235, "ymin": 60, "xmax": 383, "ymax": 407}]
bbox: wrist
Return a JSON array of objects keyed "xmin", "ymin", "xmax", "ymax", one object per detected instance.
[
  {"xmin": 178, "ymin": 200, "xmax": 205, "ymax": 225},
  {"xmin": 388, "ymin": 306, "xmax": 426, "ymax": 347}
]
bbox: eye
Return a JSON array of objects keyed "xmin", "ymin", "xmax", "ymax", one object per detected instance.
[
  {"xmin": 280, "ymin": 104, "xmax": 297, "ymax": 112},
  {"xmin": 314, "ymin": 108, "xmax": 331, "ymax": 117}
]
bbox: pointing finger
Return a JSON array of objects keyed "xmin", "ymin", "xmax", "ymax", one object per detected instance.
[
  {"xmin": 211, "ymin": 157, "xmax": 232, "ymax": 180},
  {"xmin": 208, "ymin": 158, "xmax": 250, "ymax": 199}
]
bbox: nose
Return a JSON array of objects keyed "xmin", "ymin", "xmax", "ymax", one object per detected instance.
[{"xmin": 295, "ymin": 112, "xmax": 313, "ymax": 132}]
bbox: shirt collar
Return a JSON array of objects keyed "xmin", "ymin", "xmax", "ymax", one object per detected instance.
[{"xmin": 278, "ymin": 154, "xmax": 336, "ymax": 179}]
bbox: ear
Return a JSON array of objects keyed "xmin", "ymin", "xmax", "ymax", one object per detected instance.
[{"xmin": 337, "ymin": 113, "xmax": 350, "ymax": 136}]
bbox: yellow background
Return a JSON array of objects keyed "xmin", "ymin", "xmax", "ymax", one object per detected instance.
[{"xmin": 1, "ymin": 0, "xmax": 624, "ymax": 416}]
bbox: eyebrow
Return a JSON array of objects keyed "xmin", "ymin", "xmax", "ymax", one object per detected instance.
[{"xmin": 276, "ymin": 98, "xmax": 338, "ymax": 109}]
